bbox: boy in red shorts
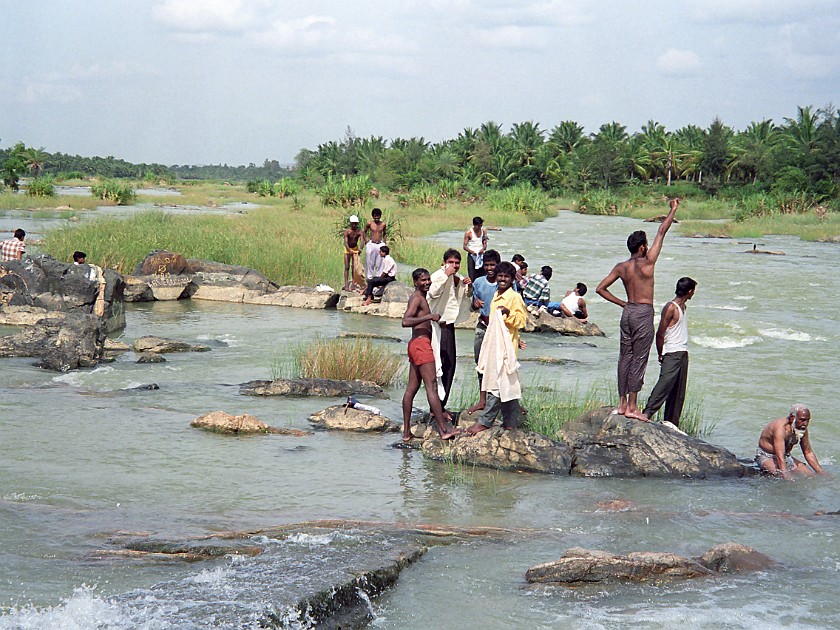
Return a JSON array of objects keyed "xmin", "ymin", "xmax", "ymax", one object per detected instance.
[{"xmin": 402, "ymin": 268, "xmax": 460, "ymax": 442}]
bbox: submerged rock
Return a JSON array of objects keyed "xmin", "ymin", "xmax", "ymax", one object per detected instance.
[
  {"xmin": 133, "ymin": 336, "xmax": 211, "ymax": 353},
  {"xmin": 526, "ymin": 542, "xmax": 774, "ymax": 585},
  {"xmin": 561, "ymin": 407, "xmax": 745, "ymax": 478},
  {"xmin": 240, "ymin": 378, "xmax": 386, "ymax": 398},
  {"xmin": 309, "ymin": 405, "xmax": 399, "ymax": 432},
  {"xmin": 524, "ymin": 313, "xmax": 605, "ymax": 336},
  {"xmin": 137, "ymin": 352, "xmax": 166, "ymax": 363},
  {"xmin": 191, "ymin": 411, "xmax": 312, "ymax": 436}
]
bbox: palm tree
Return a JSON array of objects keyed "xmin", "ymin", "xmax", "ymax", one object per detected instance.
[
  {"xmin": 781, "ymin": 105, "xmax": 819, "ymax": 159},
  {"xmin": 548, "ymin": 121, "xmax": 585, "ymax": 155},
  {"xmin": 731, "ymin": 120, "xmax": 777, "ymax": 184},
  {"xmin": 23, "ymin": 146, "xmax": 49, "ymax": 178}
]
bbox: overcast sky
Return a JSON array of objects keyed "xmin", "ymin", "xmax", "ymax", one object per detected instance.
[{"xmin": 1, "ymin": 0, "xmax": 838, "ymax": 166}]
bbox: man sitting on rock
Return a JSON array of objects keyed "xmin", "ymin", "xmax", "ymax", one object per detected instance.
[
  {"xmin": 557, "ymin": 283, "xmax": 588, "ymax": 322},
  {"xmin": 1, "ymin": 229, "xmax": 26, "ymax": 262},
  {"xmin": 756, "ymin": 404, "xmax": 827, "ymax": 479},
  {"xmin": 522, "ymin": 265, "xmax": 552, "ymax": 314},
  {"xmin": 361, "ymin": 245, "xmax": 397, "ymax": 306}
]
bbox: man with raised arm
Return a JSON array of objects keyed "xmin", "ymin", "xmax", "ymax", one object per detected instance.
[
  {"xmin": 596, "ymin": 198, "xmax": 680, "ymax": 421},
  {"xmin": 756, "ymin": 404, "xmax": 826, "ymax": 479},
  {"xmin": 401, "ymin": 268, "xmax": 460, "ymax": 442}
]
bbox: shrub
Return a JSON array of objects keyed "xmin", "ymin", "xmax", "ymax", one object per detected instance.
[
  {"xmin": 317, "ymin": 175, "xmax": 373, "ymax": 208},
  {"xmin": 91, "ymin": 180, "xmax": 136, "ymax": 205},
  {"xmin": 735, "ymin": 192, "xmax": 816, "ymax": 221},
  {"xmin": 486, "ymin": 183, "xmax": 549, "ymax": 216},
  {"xmin": 293, "ymin": 337, "xmax": 404, "ymax": 386},
  {"xmin": 576, "ymin": 189, "xmax": 620, "ymax": 215},
  {"xmin": 26, "ymin": 176, "xmax": 55, "ymax": 197}
]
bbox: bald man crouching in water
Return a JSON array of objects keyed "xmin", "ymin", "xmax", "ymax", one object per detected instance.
[
  {"xmin": 596, "ymin": 198, "xmax": 680, "ymax": 421},
  {"xmin": 756, "ymin": 404, "xmax": 826, "ymax": 479}
]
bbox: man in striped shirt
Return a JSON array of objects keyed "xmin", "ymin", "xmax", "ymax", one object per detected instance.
[{"xmin": 521, "ymin": 265, "xmax": 552, "ymax": 312}]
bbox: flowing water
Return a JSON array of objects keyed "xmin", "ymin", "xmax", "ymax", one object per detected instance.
[{"xmin": 1, "ymin": 210, "xmax": 838, "ymax": 628}]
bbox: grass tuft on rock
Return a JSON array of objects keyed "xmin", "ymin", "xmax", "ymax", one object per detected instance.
[{"xmin": 292, "ymin": 337, "xmax": 404, "ymax": 387}]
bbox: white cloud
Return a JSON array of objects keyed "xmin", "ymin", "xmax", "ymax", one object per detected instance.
[
  {"xmin": 688, "ymin": 0, "xmax": 830, "ymax": 24},
  {"xmin": 151, "ymin": 0, "xmax": 270, "ymax": 32},
  {"xmin": 250, "ymin": 16, "xmax": 337, "ymax": 51},
  {"xmin": 470, "ymin": 25, "xmax": 551, "ymax": 50},
  {"xmin": 657, "ymin": 49, "xmax": 701, "ymax": 76},
  {"xmin": 20, "ymin": 82, "xmax": 83, "ymax": 104}
]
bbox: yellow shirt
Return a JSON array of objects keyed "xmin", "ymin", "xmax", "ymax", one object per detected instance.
[{"xmin": 489, "ymin": 287, "xmax": 528, "ymax": 353}]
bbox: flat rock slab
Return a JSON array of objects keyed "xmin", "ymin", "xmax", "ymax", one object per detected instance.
[
  {"xmin": 191, "ymin": 411, "xmax": 312, "ymax": 436},
  {"xmin": 133, "ymin": 336, "xmax": 211, "ymax": 353},
  {"xmin": 241, "ymin": 378, "xmax": 386, "ymax": 398},
  {"xmin": 421, "ymin": 425, "xmax": 573, "ymax": 474},
  {"xmin": 524, "ymin": 314, "xmax": 605, "ymax": 336},
  {"xmin": 526, "ymin": 542, "xmax": 774, "ymax": 585},
  {"xmin": 309, "ymin": 405, "xmax": 399, "ymax": 432},
  {"xmin": 336, "ymin": 332, "xmax": 404, "ymax": 343},
  {"xmin": 561, "ymin": 407, "xmax": 746, "ymax": 478}
]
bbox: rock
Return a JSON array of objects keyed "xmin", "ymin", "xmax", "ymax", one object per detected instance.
[
  {"xmin": 695, "ymin": 543, "xmax": 775, "ymax": 574},
  {"xmin": 525, "ymin": 313, "xmax": 605, "ymax": 336},
  {"xmin": 104, "ymin": 339, "xmax": 132, "ymax": 352},
  {"xmin": 644, "ymin": 214, "xmax": 679, "ymax": 223},
  {"xmin": 134, "ymin": 250, "xmax": 189, "ymax": 276},
  {"xmin": 123, "ymin": 276, "xmax": 155, "ymax": 302},
  {"xmin": 309, "ymin": 405, "xmax": 399, "ymax": 432},
  {"xmin": 337, "ymin": 282, "xmax": 412, "ymax": 319},
  {"xmin": 190, "ymin": 411, "xmax": 312, "ymax": 436},
  {"xmin": 561, "ymin": 407, "xmax": 745, "ymax": 478},
  {"xmin": 520, "ymin": 356, "xmax": 582, "ymax": 366},
  {"xmin": 0, "ymin": 305, "xmax": 52, "ymax": 326},
  {"xmin": 336, "ymin": 332, "xmax": 404, "ymax": 343},
  {"xmin": 137, "ymin": 352, "xmax": 166, "ymax": 363},
  {"xmin": 133, "ymin": 336, "xmax": 211, "ymax": 353},
  {"xmin": 0, "ymin": 315, "xmax": 105, "ymax": 371},
  {"xmin": 421, "ymin": 422, "xmax": 573, "ymax": 474},
  {"xmin": 525, "ymin": 547, "xmax": 712, "ymax": 584},
  {"xmin": 240, "ymin": 378, "xmax": 386, "ymax": 398},
  {"xmin": 125, "ymin": 383, "xmax": 160, "ymax": 391}
]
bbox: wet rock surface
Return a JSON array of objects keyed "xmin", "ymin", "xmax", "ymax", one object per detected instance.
[
  {"xmin": 191, "ymin": 411, "xmax": 312, "ymax": 436},
  {"xmin": 524, "ymin": 313, "xmax": 605, "ymax": 336},
  {"xmin": 526, "ymin": 542, "xmax": 774, "ymax": 585},
  {"xmin": 241, "ymin": 378, "xmax": 386, "ymax": 398},
  {"xmin": 561, "ymin": 407, "xmax": 746, "ymax": 478},
  {"xmin": 0, "ymin": 314, "xmax": 105, "ymax": 371},
  {"xmin": 309, "ymin": 405, "xmax": 399, "ymax": 432},
  {"xmin": 133, "ymin": 335, "xmax": 211, "ymax": 353}
]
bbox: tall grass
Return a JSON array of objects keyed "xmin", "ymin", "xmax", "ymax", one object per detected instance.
[
  {"xmin": 0, "ymin": 192, "xmax": 102, "ymax": 211},
  {"xmin": 486, "ymin": 184, "xmax": 551, "ymax": 217},
  {"xmin": 91, "ymin": 180, "xmax": 136, "ymax": 205},
  {"xmin": 291, "ymin": 337, "xmax": 404, "ymax": 386},
  {"xmin": 680, "ymin": 212, "xmax": 840, "ymax": 242}
]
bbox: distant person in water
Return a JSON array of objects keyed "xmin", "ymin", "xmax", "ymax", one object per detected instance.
[
  {"xmin": 559, "ymin": 283, "xmax": 588, "ymax": 322},
  {"xmin": 463, "ymin": 216, "xmax": 488, "ymax": 281},
  {"xmin": 401, "ymin": 268, "xmax": 460, "ymax": 442},
  {"xmin": 596, "ymin": 198, "xmax": 680, "ymax": 421},
  {"xmin": 642, "ymin": 277, "xmax": 696, "ymax": 427},
  {"xmin": 343, "ymin": 215, "xmax": 365, "ymax": 291},
  {"xmin": 361, "ymin": 245, "xmax": 397, "ymax": 306},
  {"xmin": 1, "ymin": 229, "xmax": 26, "ymax": 262},
  {"xmin": 756, "ymin": 404, "xmax": 827, "ymax": 479},
  {"xmin": 73, "ymin": 251, "xmax": 87, "ymax": 264},
  {"xmin": 364, "ymin": 207, "xmax": 387, "ymax": 281}
]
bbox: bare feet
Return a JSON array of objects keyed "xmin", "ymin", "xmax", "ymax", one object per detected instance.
[
  {"xmin": 615, "ymin": 406, "xmax": 628, "ymax": 416},
  {"xmin": 435, "ymin": 420, "xmax": 460, "ymax": 440},
  {"xmin": 361, "ymin": 298, "xmax": 372, "ymax": 306},
  {"xmin": 466, "ymin": 422, "xmax": 489, "ymax": 436},
  {"xmin": 625, "ymin": 410, "xmax": 650, "ymax": 422},
  {"xmin": 467, "ymin": 402, "xmax": 485, "ymax": 414}
]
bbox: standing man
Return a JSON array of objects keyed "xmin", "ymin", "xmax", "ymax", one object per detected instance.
[
  {"xmin": 361, "ymin": 245, "xmax": 397, "ymax": 306},
  {"xmin": 427, "ymin": 248, "xmax": 472, "ymax": 408},
  {"xmin": 1, "ymin": 229, "xmax": 26, "ymax": 261},
  {"xmin": 756, "ymin": 404, "xmax": 826, "ymax": 479},
  {"xmin": 522, "ymin": 265, "xmax": 552, "ymax": 313},
  {"xmin": 364, "ymin": 208, "xmax": 387, "ymax": 281},
  {"xmin": 463, "ymin": 216, "xmax": 488, "ymax": 281},
  {"xmin": 642, "ymin": 277, "xmax": 697, "ymax": 426},
  {"xmin": 343, "ymin": 215, "xmax": 365, "ymax": 291},
  {"xmin": 401, "ymin": 268, "xmax": 460, "ymax": 442},
  {"xmin": 596, "ymin": 197, "xmax": 680, "ymax": 420}
]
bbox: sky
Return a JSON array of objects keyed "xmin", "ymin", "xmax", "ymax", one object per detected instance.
[{"xmin": 1, "ymin": 0, "xmax": 838, "ymax": 166}]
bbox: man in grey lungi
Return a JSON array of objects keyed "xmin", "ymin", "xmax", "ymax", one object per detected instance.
[
  {"xmin": 642, "ymin": 277, "xmax": 696, "ymax": 427},
  {"xmin": 596, "ymin": 198, "xmax": 680, "ymax": 421}
]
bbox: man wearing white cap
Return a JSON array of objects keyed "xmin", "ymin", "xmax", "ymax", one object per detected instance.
[{"xmin": 343, "ymin": 215, "xmax": 365, "ymax": 291}]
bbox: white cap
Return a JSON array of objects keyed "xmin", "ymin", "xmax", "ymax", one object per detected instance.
[{"xmin": 349, "ymin": 215, "xmax": 359, "ymax": 223}]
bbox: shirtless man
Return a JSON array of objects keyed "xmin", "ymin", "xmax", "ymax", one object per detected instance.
[
  {"xmin": 596, "ymin": 198, "xmax": 680, "ymax": 420},
  {"xmin": 401, "ymin": 268, "xmax": 460, "ymax": 442},
  {"xmin": 756, "ymin": 404, "xmax": 826, "ymax": 479},
  {"xmin": 364, "ymin": 208, "xmax": 387, "ymax": 280},
  {"xmin": 343, "ymin": 215, "xmax": 365, "ymax": 291}
]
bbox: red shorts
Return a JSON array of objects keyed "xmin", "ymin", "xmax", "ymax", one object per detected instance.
[{"xmin": 408, "ymin": 337, "xmax": 435, "ymax": 366}]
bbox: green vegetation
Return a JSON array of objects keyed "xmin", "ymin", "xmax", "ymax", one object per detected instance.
[
  {"xmin": 287, "ymin": 337, "xmax": 404, "ymax": 386},
  {"xmin": 25, "ymin": 176, "xmax": 55, "ymax": 197},
  {"xmin": 91, "ymin": 180, "xmax": 136, "ymax": 205}
]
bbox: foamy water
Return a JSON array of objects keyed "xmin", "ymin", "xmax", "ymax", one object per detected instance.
[
  {"xmin": 760, "ymin": 328, "xmax": 825, "ymax": 342},
  {"xmin": 691, "ymin": 335, "xmax": 762, "ymax": 349}
]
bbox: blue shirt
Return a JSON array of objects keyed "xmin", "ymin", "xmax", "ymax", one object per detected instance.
[{"xmin": 472, "ymin": 276, "xmax": 498, "ymax": 318}]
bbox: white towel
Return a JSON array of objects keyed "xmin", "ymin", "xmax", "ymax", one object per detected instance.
[{"xmin": 476, "ymin": 309, "xmax": 521, "ymax": 402}]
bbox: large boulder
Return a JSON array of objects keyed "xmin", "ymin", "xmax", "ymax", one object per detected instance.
[
  {"xmin": 0, "ymin": 315, "xmax": 105, "ymax": 371},
  {"xmin": 525, "ymin": 313, "xmax": 604, "ymax": 336},
  {"xmin": 133, "ymin": 336, "xmax": 211, "ymax": 353},
  {"xmin": 309, "ymin": 405, "xmax": 399, "ymax": 432},
  {"xmin": 337, "ymin": 282, "xmax": 412, "ymax": 318},
  {"xmin": 526, "ymin": 548, "xmax": 713, "ymax": 584},
  {"xmin": 421, "ymin": 424, "xmax": 573, "ymax": 474},
  {"xmin": 191, "ymin": 411, "xmax": 312, "ymax": 436},
  {"xmin": 561, "ymin": 407, "xmax": 746, "ymax": 478},
  {"xmin": 240, "ymin": 378, "xmax": 386, "ymax": 398},
  {"xmin": 696, "ymin": 543, "xmax": 776, "ymax": 574}
]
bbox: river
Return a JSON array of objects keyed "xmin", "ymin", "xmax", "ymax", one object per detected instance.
[{"xmin": 0, "ymin": 209, "xmax": 837, "ymax": 628}]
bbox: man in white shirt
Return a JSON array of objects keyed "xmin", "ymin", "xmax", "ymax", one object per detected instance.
[
  {"xmin": 427, "ymin": 248, "xmax": 472, "ymax": 408},
  {"xmin": 361, "ymin": 245, "xmax": 398, "ymax": 305}
]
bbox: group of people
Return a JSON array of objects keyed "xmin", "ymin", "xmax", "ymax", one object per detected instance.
[
  {"xmin": 390, "ymin": 198, "xmax": 827, "ymax": 479},
  {"xmin": 342, "ymin": 208, "xmax": 397, "ymax": 306}
]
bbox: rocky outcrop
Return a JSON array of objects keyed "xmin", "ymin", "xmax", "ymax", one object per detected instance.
[
  {"xmin": 421, "ymin": 420, "xmax": 573, "ymax": 474},
  {"xmin": 137, "ymin": 352, "xmax": 166, "ymax": 363},
  {"xmin": 133, "ymin": 336, "xmax": 211, "ymax": 353},
  {"xmin": 337, "ymin": 281, "xmax": 412, "ymax": 318},
  {"xmin": 524, "ymin": 313, "xmax": 604, "ymax": 336},
  {"xmin": 561, "ymin": 407, "xmax": 745, "ymax": 478},
  {"xmin": 526, "ymin": 543, "xmax": 773, "ymax": 585},
  {"xmin": 125, "ymin": 250, "xmax": 338, "ymax": 308},
  {"xmin": 309, "ymin": 405, "xmax": 399, "ymax": 432},
  {"xmin": 190, "ymin": 411, "xmax": 312, "ymax": 436},
  {"xmin": 0, "ymin": 315, "xmax": 105, "ymax": 371},
  {"xmin": 241, "ymin": 378, "xmax": 386, "ymax": 398}
]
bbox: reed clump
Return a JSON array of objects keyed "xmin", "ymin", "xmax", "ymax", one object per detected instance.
[{"xmin": 293, "ymin": 337, "xmax": 404, "ymax": 386}]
